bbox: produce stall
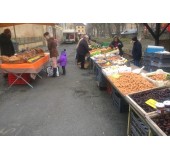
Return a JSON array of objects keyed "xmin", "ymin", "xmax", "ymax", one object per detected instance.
[
  {"xmin": 0, "ymin": 49, "xmax": 49, "ymax": 88},
  {"xmin": 89, "ymin": 46, "xmax": 170, "ymax": 136}
]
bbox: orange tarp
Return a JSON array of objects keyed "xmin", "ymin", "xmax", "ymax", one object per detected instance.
[{"xmin": 0, "ymin": 53, "xmax": 50, "ymax": 73}]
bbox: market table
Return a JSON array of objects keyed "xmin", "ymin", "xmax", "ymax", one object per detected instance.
[
  {"xmin": 90, "ymin": 56, "xmax": 169, "ymax": 136},
  {"xmin": 0, "ymin": 53, "xmax": 50, "ymax": 89}
]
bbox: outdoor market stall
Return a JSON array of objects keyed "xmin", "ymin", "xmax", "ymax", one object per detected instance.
[
  {"xmin": 0, "ymin": 49, "xmax": 50, "ymax": 89},
  {"xmin": 89, "ymin": 46, "xmax": 170, "ymax": 136}
]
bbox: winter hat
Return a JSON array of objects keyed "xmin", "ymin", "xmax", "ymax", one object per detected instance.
[
  {"xmin": 132, "ymin": 36, "xmax": 137, "ymax": 42},
  {"xmin": 3, "ymin": 28, "xmax": 11, "ymax": 35}
]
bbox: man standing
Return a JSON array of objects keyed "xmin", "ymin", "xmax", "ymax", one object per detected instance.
[
  {"xmin": 0, "ymin": 28, "xmax": 15, "ymax": 56},
  {"xmin": 44, "ymin": 32, "xmax": 59, "ymax": 77},
  {"xmin": 131, "ymin": 36, "xmax": 142, "ymax": 67},
  {"xmin": 76, "ymin": 35, "xmax": 90, "ymax": 69}
]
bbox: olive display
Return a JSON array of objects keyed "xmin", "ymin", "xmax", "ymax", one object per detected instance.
[
  {"xmin": 152, "ymin": 113, "xmax": 170, "ymax": 135},
  {"xmin": 130, "ymin": 88, "xmax": 170, "ymax": 113}
]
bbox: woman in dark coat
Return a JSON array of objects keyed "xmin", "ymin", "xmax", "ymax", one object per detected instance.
[
  {"xmin": 109, "ymin": 36, "xmax": 124, "ymax": 56},
  {"xmin": 44, "ymin": 32, "xmax": 59, "ymax": 77},
  {"xmin": 0, "ymin": 28, "xmax": 15, "ymax": 56},
  {"xmin": 76, "ymin": 35, "xmax": 90, "ymax": 69},
  {"xmin": 131, "ymin": 36, "xmax": 142, "ymax": 67}
]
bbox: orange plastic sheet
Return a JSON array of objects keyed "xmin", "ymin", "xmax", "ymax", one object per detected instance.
[{"xmin": 0, "ymin": 53, "xmax": 50, "ymax": 73}]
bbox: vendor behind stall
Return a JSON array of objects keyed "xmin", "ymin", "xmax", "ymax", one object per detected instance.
[
  {"xmin": 109, "ymin": 35, "xmax": 124, "ymax": 56},
  {"xmin": 0, "ymin": 28, "xmax": 15, "ymax": 56}
]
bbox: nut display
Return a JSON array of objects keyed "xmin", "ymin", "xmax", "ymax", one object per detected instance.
[{"xmin": 108, "ymin": 72, "xmax": 155, "ymax": 95}]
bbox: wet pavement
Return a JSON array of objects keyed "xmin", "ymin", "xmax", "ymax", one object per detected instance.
[{"xmin": 0, "ymin": 44, "xmax": 128, "ymax": 136}]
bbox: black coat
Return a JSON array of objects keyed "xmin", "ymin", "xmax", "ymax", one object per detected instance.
[
  {"xmin": 0, "ymin": 33, "xmax": 15, "ymax": 56},
  {"xmin": 76, "ymin": 39, "xmax": 90, "ymax": 56},
  {"xmin": 132, "ymin": 40, "xmax": 142, "ymax": 60}
]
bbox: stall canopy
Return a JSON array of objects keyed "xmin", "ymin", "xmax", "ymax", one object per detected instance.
[{"xmin": 0, "ymin": 23, "xmax": 56, "ymax": 28}]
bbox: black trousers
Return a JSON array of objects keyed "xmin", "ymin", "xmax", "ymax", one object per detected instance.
[
  {"xmin": 62, "ymin": 66, "xmax": 66, "ymax": 74},
  {"xmin": 78, "ymin": 55, "xmax": 85, "ymax": 68}
]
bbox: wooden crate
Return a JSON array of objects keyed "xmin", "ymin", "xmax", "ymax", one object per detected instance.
[{"xmin": 146, "ymin": 113, "xmax": 168, "ymax": 136}]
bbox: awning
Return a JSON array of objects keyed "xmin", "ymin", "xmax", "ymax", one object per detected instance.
[{"xmin": 0, "ymin": 23, "xmax": 56, "ymax": 28}]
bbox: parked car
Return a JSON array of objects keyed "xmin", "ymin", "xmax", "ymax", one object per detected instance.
[{"xmin": 121, "ymin": 29, "xmax": 137, "ymax": 37}]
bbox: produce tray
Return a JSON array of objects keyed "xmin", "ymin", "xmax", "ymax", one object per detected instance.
[
  {"xmin": 145, "ymin": 112, "xmax": 167, "ymax": 136},
  {"xmin": 141, "ymin": 70, "xmax": 170, "ymax": 87},
  {"xmin": 125, "ymin": 87, "xmax": 168, "ymax": 117}
]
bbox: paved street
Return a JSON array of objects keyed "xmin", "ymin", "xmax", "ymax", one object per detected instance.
[{"xmin": 0, "ymin": 44, "xmax": 128, "ymax": 136}]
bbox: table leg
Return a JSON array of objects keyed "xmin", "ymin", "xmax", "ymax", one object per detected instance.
[{"xmin": 8, "ymin": 73, "xmax": 33, "ymax": 89}]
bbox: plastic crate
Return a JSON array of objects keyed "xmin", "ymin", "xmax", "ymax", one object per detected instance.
[
  {"xmin": 8, "ymin": 73, "xmax": 31, "ymax": 85},
  {"xmin": 130, "ymin": 111, "xmax": 149, "ymax": 136},
  {"xmin": 96, "ymin": 70, "xmax": 107, "ymax": 88},
  {"xmin": 143, "ymin": 60, "xmax": 151, "ymax": 65},
  {"xmin": 150, "ymin": 61, "xmax": 170, "ymax": 68},
  {"xmin": 153, "ymin": 53, "xmax": 170, "ymax": 59},
  {"xmin": 143, "ymin": 65, "xmax": 151, "ymax": 72},
  {"xmin": 111, "ymin": 89, "xmax": 129, "ymax": 113},
  {"xmin": 145, "ymin": 45, "xmax": 165, "ymax": 53},
  {"xmin": 144, "ymin": 52, "xmax": 155, "ymax": 56},
  {"xmin": 131, "ymin": 125, "xmax": 140, "ymax": 136},
  {"xmin": 101, "ymin": 42, "xmax": 110, "ymax": 47}
]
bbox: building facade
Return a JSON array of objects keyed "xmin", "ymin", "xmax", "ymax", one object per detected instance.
[
  {"xmin": 0, "ymin": 23, "xmax": 61, "ymax": 52},
  {"xmin": 75, "ymin": 23, "xmax": 86, "ymax": 35}
]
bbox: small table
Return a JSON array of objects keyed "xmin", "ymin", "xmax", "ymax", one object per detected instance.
[{"xmin": 0, "ymin": 53, "xmax": 50, "ymax": 89}]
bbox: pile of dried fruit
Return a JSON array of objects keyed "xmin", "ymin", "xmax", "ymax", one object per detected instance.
[
  {"xmin": 108, "ymin": 72, "xmax": 155, "ymax": 95},
  {"xmin": 148, "ymin": 74, "xmax": 167, "ymax": 81},
  {"xmin": 152, "ymin": 113, "xmax": 170, "ymax": 135},
  {"xmin": 130, "ymin": 88, "xmax": 170, "ymax": 113}
]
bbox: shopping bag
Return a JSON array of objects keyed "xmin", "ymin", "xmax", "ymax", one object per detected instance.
[
  {"xmin": 46, "ymin": 66, "xmax": 60, "ymax": 77},
  {"xmin": 46, "ymin": 66, "xmax": 53, "ymax": 77}
]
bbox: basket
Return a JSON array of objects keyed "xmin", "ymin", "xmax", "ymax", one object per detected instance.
[{"xmin": 8, "ymin": 73, "xmax": 31, "ymax": 85}]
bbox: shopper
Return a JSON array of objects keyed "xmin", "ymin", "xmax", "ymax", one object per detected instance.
[
  {"xmin": 58, "ymin": 49, "xmax": 67, "ymax": 75},
  {"xmin": 44, "ymin": 32, "xmax": 59, "ymax": 77},
  {"xmin": 109, "ymin": 35, "xmax": 124, "ymax": 56},
  {"xmin": 0, "ymin": 28, "xmax": 15, "ymax": 56},
  {"xmin": 131, "ymin": 36, "xmax": 142, "ymax": 67},
  {"xmin": 76, "ymin": 35, "xmax": 90, "ymax": 69},
  {"xmin": 75, "ymin": 35, "xmax": 84, "ymax": 64}
]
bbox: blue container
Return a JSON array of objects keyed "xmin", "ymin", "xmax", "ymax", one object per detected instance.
[{"xmin": 145, "ymin": 45, "xmax": 165, "ymax": 53}]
